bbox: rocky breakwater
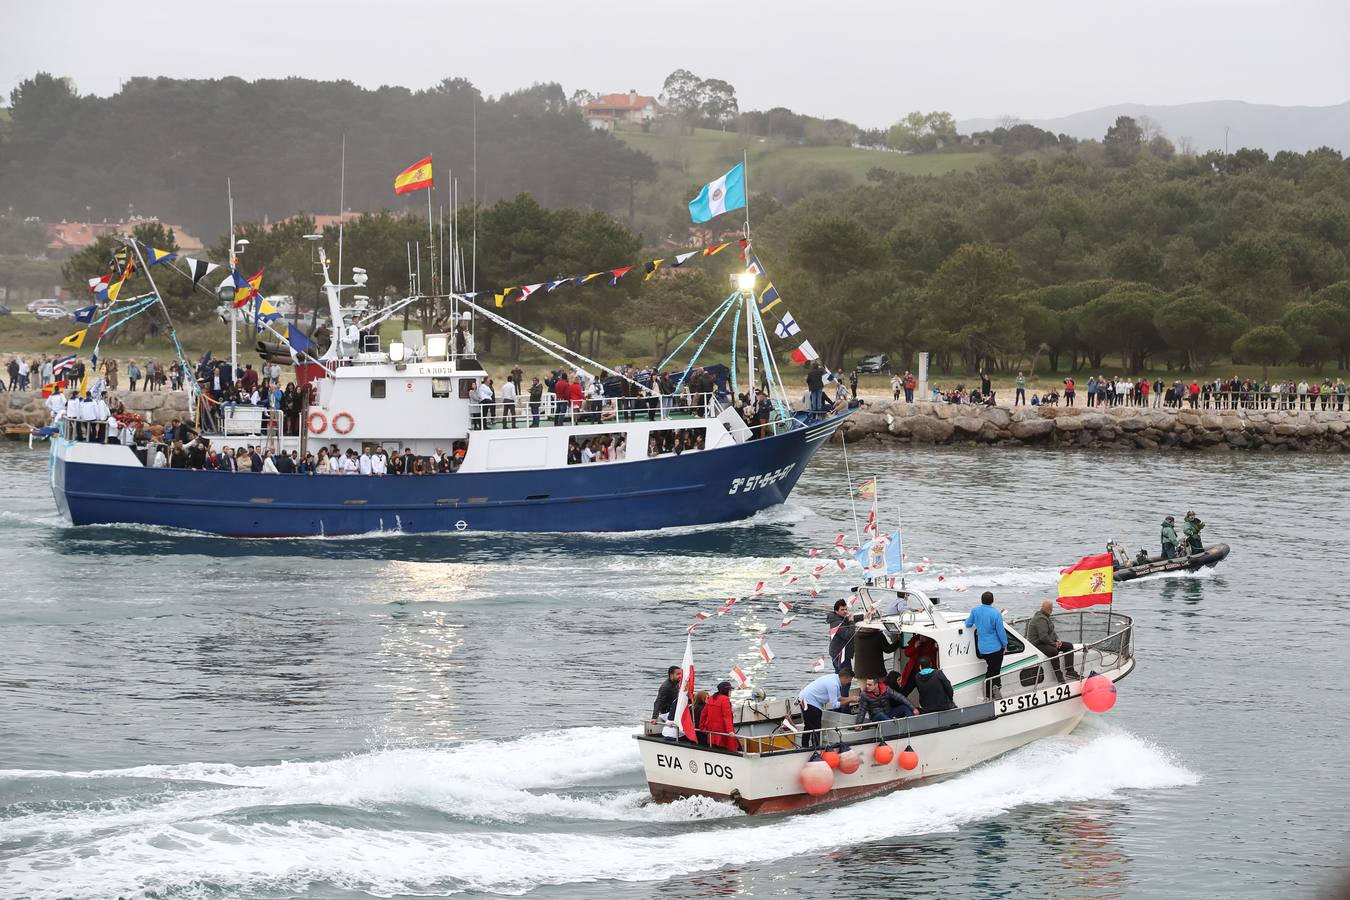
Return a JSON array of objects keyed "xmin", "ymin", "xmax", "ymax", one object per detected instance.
[
  {"xmin": 1, "ymin": 390, "xmax": 189, "ymax": 430},
  {"xmin": 836, "ymin": 401, "xmax": 1350, "ymax": 452}
]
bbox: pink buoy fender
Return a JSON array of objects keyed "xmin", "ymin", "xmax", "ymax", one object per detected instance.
[
  {"xmin": 1082, "ymin": 672, "xmax": 1118, "ymax": 713},
  {"xmin": 800, "ymin": 752, "xmax": 834, "ymax": 797}
]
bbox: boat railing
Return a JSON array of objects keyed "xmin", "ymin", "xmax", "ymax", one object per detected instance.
[{"xmin": 469, "ymin": 393, "xmax": 722, "ymax": 430}]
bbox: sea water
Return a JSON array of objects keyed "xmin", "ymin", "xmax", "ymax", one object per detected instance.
[{"xmin": 1, "ymin": 443, "xmax": 1347, "ymax": 898}]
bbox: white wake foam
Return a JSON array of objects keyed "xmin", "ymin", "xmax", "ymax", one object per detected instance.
[{"xmin": 2, "ymin": 728, "xmax": 1196, "ymax": 899}]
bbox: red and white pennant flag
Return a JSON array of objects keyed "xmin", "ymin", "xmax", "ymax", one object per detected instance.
[
  {"xmin": 729, "ymin": 665, "xmax": 748, "ymax": 687},
  {"xmin": 759, "ymin": 643, "xmax": 776, "ymax": 663}
]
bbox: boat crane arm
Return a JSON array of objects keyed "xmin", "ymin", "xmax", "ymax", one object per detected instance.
[{"xmin": 457, "ymin": 295, "xmax": 659, "ymax": 396}]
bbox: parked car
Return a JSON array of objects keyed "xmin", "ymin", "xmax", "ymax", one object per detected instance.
[
  {"xmin": 0, "ymin": 306, "xmax": 12, "ymax": 316},
  {"xmin": 27, "ymin": 298, "xmax": 60, "ymax": 313},
  {"xmin": 34, "ymin": 306, "xmax": 68, "ymax": 320},
  {"xmin": 856, "ymin": 354, "xmax": 891, "ymax": 374}
]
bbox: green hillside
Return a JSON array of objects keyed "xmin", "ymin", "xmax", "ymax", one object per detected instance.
[
  {"xmin": 612, "ymin": 126, "xmax": 993, "ymax": 236},
  {"xmin": 616, "ymin": 126, "xmax": 991, "ymax": 178}
]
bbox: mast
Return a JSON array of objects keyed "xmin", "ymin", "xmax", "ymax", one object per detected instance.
[
  {"xmin": 227, "ymin": 178, "xmax": 238, "ymax": 378},
  {"xmin": 742, "ymin": 149, "xmax": 755, "ymax": 400}
]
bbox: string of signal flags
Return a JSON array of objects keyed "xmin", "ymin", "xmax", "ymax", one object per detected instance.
[{"xmin": 392, "ymin": 153, "xmax": 824, "ymax": 365}]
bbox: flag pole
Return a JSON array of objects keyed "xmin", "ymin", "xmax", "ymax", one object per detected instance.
[
  {"xmin": 840, "ymin": 430, "xmax": 863, "ymax": 549},
  {"xmin": 427, "ymin": 180, "xmax": 436, "ymax": 297},
  {"xmin": 742, "ymin": 148, "xmax": 751, "ymax": 242}
]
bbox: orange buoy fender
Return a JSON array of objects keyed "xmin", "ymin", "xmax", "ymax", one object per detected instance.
[
  {"xmin": 821, "ymin": 749, "xmax": 841, "ymax": 769},
  {"xmin": 898, "ymin": 744, "xmax": 919, "ymax": 771},
  {"xmin": 800, "ymin": 753, "xmax": 834, "ymax": 796},
  {"xmin": 873, "ymin": 742, "xmax": 894, "ymax": 765},
  {"xmin": 838, "ymin": 748, "xmax": 862, "ymax": 774},
  {"xmin": 331, "ymin": 411, "xmax": 355, "ymax": 435},
  {"xmin": 1082, "ymin": 673, "xmax": 1118, "ymax": 713}
]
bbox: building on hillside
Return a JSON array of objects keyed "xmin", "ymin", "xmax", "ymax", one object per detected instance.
[
  {"xmin": 581, "ymin": 90, "xmax": 663, "ymax": 131},
  {"xmin": 44, "ymin": 216, "xmax": 204, "ymax": 256}
]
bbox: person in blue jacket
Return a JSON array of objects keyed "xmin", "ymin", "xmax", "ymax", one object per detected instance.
[{"xmin": 965, "ymin": 591, "xmax": 1008, "ymax": 700}]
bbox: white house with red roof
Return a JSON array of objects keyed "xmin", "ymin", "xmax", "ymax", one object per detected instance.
[{"xmin": 581, "ymin": 90, "xmax": 664, "ymax": 130}]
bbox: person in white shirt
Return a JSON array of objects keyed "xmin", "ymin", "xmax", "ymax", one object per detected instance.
[
  {"xmin": 580, "ymin": 441, "xmax": 596, "ymax": 464},
  {"xmin": 338, "ymin": 451, "xmax": 357, "ymax": 474},
  {"xmin": 476, "ymin": 380, "xmax": 495, "ymax": 428},
  {"xmin": 358, "ymin": 448, "xmax": 373, "ymax": 475},
  {"xmin": 106, "ymin": 415, "xmax": 121, "ymax": 444},
  {"xmin": 371, "ymin": 448, "xmax": 387, "ymax": 476},
  {"xmin": 500, "ymin": 378, "xmax": 518, "ymax": 428},
  {"xmin": 46, "ymin": 391, "xmax": 67, "ymax": 423},
  {"xmin": 151, "ymin": 444, "xmax": 167, "ymax": 468},
  {"xmin": 90, "ymin": 394, "xmax": 111, "ymax": 443},
  {"xmin": 120, "ymin": 420, "xmax": 136, "ymax": 446},
  {"xmin": 17, "ymin": 359, "xmax": 29, "ymax": 390},
  {"xmin": 261, "ymin": 454, "xmax": 279, "ymax": 474}
]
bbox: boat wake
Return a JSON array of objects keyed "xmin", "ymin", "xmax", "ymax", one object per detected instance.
[{"xmin": 1, "ymin": 725, "xmax": 1196, "ymax": 899}]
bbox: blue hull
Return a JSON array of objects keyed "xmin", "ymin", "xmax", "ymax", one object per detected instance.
[{"xmin": 51, "ymin": 414, "xmax": 848, "ymax": 537}]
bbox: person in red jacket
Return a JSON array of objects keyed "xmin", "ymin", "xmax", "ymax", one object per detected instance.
[{"xmin": 699, "ymin": 681, "xmax": 740, "ymax": 752}]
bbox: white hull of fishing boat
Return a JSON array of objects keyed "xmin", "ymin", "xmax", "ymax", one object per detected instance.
[{"xmin": 637, "ymin": 591, "xmax": 1136, "ymax": 815}]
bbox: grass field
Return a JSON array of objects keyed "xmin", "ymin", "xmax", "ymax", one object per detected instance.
[{"xmin": 615, "ymin": 126, "xmax": 992, "ymax": 181}]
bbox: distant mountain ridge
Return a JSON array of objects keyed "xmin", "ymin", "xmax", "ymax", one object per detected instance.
[{"xmin": 958, "ymin": 100, "xmax": 1350, "ymax": 154}]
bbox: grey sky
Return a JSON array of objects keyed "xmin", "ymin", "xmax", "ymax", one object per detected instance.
[{"xmin": 7, "ymin": 0, "xmax": 1348, "ymax": 125}]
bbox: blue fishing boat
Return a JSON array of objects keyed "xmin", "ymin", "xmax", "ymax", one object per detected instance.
[{"xmin": 49, "ymin": 233, "xmax": 850, "ymax": 537}]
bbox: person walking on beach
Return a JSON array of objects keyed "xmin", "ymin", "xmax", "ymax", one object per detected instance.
[{"xmin": 965, "ymin": 591, "xmax": 1007, "ymax": 700}]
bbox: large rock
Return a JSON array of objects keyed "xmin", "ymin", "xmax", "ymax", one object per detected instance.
[
  {"xmin": 951, "ymin": 416, "xmax": 984, "ymax": 435},
  {"xmin": 908, "ymin": 416, "xmax": 955, "ymax": 443},
  {"xmin": 1054, "ymin": 415, "xmax": 1084, "ymax": 431},
  {"xmin": 1010, "ymin": 418, "xmax": 1054, "ymax": 440}
]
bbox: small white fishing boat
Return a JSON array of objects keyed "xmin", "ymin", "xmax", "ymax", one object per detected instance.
[{"xmin": 636, "ymin": 586, "xmax": 1134, "ymax": 814}]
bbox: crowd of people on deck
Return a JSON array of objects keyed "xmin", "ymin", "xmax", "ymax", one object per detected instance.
[{"xmin": 651, "ymin": 586, "xmax": 1091, "ymax": 751}]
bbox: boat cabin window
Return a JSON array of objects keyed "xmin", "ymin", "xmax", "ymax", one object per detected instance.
[
  {"xmin": 648, "ymin": 427, "xmax": 705, "ymax": 457},
  {"xmin": 370, "ymin": 379, "xmax": 386, "ymax": 399},
  {"xmin": 458, "ymin": 379, "xmax": 475, "ymax": 400},
  {"xmin": 1005, "ymin": 629, "xmax": 1025, "ymax": 654},
  {"xmin": 431, "ymin": 378, "xmax": 451, "ymax": 398},
  {"xmin": 568, "ymin": 432, "xmax": 627, "ymax": 464}
]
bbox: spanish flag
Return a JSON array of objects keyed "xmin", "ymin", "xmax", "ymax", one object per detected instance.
[
  {"xmin": 1057, "ymin": 552, "xmax": 1114, "ymax": 609},
  {"xmin": 394, "ymin": 155, "xmax": 434, "ymax": 195},
  {"xmin": 60, "ymin": 329, "xmax": 88, "ymax": 349},
  {"xmin": 232, "ymin": 268, "xmax": 264, "ymax": 308}
]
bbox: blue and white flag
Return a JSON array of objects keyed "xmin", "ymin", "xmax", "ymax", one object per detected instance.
[
  {"xmin": 688, "ymin": 163, "xmax": 746, "ymax": 223},
  {"xmin": 72, "ymin": 305, "xmax": 97, "ymax": 324},
  {"xmin": 775, "ymin": 312, "xmax": 800, "ymax": 339},
  {"xmin": 855, "ymin": 529, "xmax": 903, "ymax": 577}
]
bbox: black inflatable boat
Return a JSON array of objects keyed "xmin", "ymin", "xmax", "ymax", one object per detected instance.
[{"xmin": 1113, "ymin": 544, "xmax": 1230, "ymax": 581}]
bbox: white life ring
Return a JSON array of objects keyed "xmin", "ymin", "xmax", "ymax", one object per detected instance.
[
  {"xmin": 307, "ymin": 411, "xmax": 328, "ymax": 434},
  {"xmin": 331, "ymin": 411, "xmax": 355, "ymax": 435}
]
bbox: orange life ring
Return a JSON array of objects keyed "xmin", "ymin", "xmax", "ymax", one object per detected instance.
[
  {"xmin": 331, "ymin": 411, "xmax": 355, "ymax": 435},
  {"xmin": 308, "ymin": 411, "xmax": 328, "ymax": 434}
]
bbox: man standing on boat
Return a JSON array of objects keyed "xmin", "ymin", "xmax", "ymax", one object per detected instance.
[
  {"xmin": 827, "ymin": 598, "xmax": 865, "ymax": 672},
  {"xmin": 1161, "ymin": 516, "xmax": 1179, "ymax": 559},
  {"xmin": 652, "ymin": 665, "xmax": 682, "ymax": 723},
  {"xmin": 965, "ymin": 592, "xmax": 1008, "ymax": 700},
  {"xmin": 798, "ymin": 665, "xmax": 856, "ymax": 747},
  {"xmin": 806, "ymin": 361, "xmax": 825, "ymax": 413},
  {"xmin": 1183, "ymin": 511, "xmax": 1205, "ymax": 554}
]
